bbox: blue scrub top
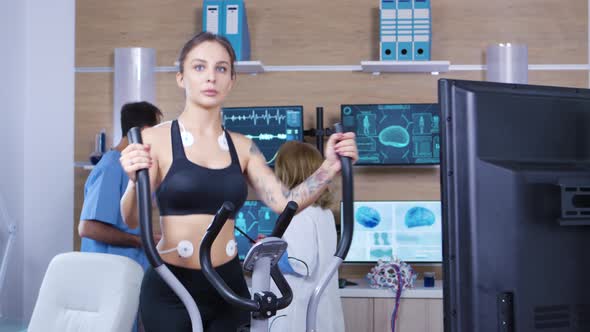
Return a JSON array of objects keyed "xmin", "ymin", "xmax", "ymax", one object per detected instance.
[{"xmin": 79, "ymin": 150, "xmax": 150, "ymax": 271}]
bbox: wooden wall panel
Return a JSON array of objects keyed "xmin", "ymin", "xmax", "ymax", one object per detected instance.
[
  {"xmin": 75, "ymin": 73, "xmax": 113, "ymax": 161},
  {"xmin": 76, "ymin": 0, "xmax": 587, "ymax": 67},
  {"xmin": 76, "ymin": 0, "xmax": 198, "ymax": 67},
  {"xmin": 433, "ymin": 0, "xmax": 587, "ymax": 64}
]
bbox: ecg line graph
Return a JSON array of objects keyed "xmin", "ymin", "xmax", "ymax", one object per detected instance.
[
  {"xmin": 223, "ymin": 109, "xmax": 288, "ymax": 126},
  {"xmin": 245, "ymin": 133, "xmax": 287, "ymax": 141}
]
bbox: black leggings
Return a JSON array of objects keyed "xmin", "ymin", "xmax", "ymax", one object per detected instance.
[{"xmin": 140, "ymin": 256, "xmax": 251, "ymax": 332}]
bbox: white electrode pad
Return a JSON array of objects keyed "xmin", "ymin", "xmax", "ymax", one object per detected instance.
[
  {"xmin": 226, "ymin": 239, "xmax": 237, "ymax": 256},
  {"xmin": 158, "ymin": 240, "xmax": 194, "ymax": 258},
  {"xmin": 218, "ymin": 133, "xmax": 228, "ymax": 151},
  {"xmin": 181, "ymin": 131, "xmax": 194, "ymax": 147}
]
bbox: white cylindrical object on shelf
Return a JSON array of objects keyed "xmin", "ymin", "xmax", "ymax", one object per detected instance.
[
  {"xmin": 113, "ymin": 47, "xmax": 156, "ymax": 145},
  {"xmin": 486, "ymin": 43, "xmax": 528, "ymax": 84}
]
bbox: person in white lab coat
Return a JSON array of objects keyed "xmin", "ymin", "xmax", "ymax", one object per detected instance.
[{"xmin": 270, "ymin": 141, "xmax": 346, "ymax": 332}]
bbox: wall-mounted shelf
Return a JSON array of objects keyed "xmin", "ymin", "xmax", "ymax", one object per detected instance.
[
  {"xmin": 235, "ymin": 61, "xmax": 265, "ymax": 74},
  {"xmin": 75, "ymin": 63, "xmax": 590, "ymax": 74},
  {"xmin": 360, "ymin": 60, "xmax": 451, "ymax": 74}
]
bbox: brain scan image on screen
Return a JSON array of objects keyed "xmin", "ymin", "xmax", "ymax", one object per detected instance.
[
  {"xmin": 343, "ymin": 201, "xmax": 443, "ymax": 263},
  {"xmin": 341, "ymin": 104, "xmax": 440, "ymax": 165},
  {"xmin": 395, "ymin": 202, "xmax": 440, "ymax": 232},
  {"xmin": 404, "ymin": 206, "xmax": 436, "ymax": 228},
  {"xmin": 355, "ymin": 206, "xmax": 381, "ymax": 228},
  {"xmin": 354, "ymin": 204, "xmax": 393, "ymax": 231}
]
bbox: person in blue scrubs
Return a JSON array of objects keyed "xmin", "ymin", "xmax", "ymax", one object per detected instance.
[{"xmin": 78, "ymin": 101, "xmax": 162, "ymax": 332}]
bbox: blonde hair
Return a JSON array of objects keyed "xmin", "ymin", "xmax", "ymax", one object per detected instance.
[{"xmin": 274, "ymin": 141, "xmax": 333, "ymax": 209}]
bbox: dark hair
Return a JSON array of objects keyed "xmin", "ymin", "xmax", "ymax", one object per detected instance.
[
  {"xmin": 120, "ymin": 101, "xmax": 162, "ymax": 137},
  {"xmin": 177, "ymin": 31, "xmax": 236, "ymax": 78},
  {"xmin": 275, "ymin": 141, "xmax": 333, "ymax": 209}
]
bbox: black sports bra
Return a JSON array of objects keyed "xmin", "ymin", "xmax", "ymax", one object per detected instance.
[{"xmin": 155, "ymin": 120, "xmax": 248, "ymax": 217}]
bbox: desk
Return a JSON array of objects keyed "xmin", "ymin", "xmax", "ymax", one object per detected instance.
[{"xmin": 339, "ymin": 279, "xmax": 443, "ymax": 332}]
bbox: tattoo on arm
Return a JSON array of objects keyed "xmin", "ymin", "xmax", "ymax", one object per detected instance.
[
  {"xmin": 286, "ymin": 168, "xmax": 332, "ymax": 203},
  {"xmin": 250, "ymin": 138, "xmax": 331, "ymax": 209},
  {"xmin": 281, "ymin": 185, "xmax": 291, "ymax": 199}
]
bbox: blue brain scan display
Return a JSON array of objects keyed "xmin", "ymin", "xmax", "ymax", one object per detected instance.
[
  {"xmin": 405, "ymin": 206, "xmax": 436, "ymax": 228},
  {"xmin": 342, "ymin": 201, "xmax": 442, "ymax": 263},
  {"xmin": 233, "ymin": 200, "xmax": 278, "ymax": 260},
  {"xmin": 222, "ymin": 105, "xmax": 303, "ymax": 166},
  {"xmin": 341, "ymin": 104, "xmax": 440, "ymax": 165},
  {"xmin": 355, "ymin": 205, "xmax": 382, "ymax": 228}
]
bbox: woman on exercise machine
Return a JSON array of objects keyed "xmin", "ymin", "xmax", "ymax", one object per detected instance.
[{"xmin": 119, "ymin": 31, "xmax": 358, "ymax": 331}]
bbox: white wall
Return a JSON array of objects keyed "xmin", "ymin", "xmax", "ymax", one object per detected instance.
[
  {"xmin": 0, "ymin": 0, "xmax": 75, "ymax": 322},
  {"xmin": 0, "ymin": 0, "xmax": 26, "ymax": 321}
]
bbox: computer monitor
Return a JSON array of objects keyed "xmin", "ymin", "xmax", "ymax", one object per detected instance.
[
  {"xmin": 341, "ymin": 103, "xmax": 440, "ymax": 165},
  {"xmin": 341, "ymin": 200, "xmax": 442, "ymax": 263},
  {"xmin": 234, "ymin": 200, "xmax": 278, "ymax": 260},
  {"xmin": 439, "ymin": 79, "xmax": 590, "ymax": 332},
  {"xmin": 222, "ymin": 105, "xmax": 304, "ymax": 165}
]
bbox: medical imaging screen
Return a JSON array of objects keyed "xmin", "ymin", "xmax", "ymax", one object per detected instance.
[
  {"xmin": 234, "ymin": 200, "xmax": 278, "ymax": 260},
  {"xmin": 341, "ymin": 201, "xmax": 442, "ymax": 263},
  {"xmin": 222, "ymin": 106, "xmax": 303, "ymax": 166},
  {"xmin": 341, "ymin": 104, "xmax": 440, "ymax": 165}
]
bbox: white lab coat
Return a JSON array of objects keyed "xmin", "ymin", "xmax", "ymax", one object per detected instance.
[{"xmin": 270, "ymin": 206, "xmax": 345, "ymax": 332}]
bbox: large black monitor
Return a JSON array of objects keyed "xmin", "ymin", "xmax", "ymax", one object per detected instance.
[
  {"xmin": 222, "ymin": 105, "xmax": 304, "ymax": 165},
  {"xmin": 439, "ymin": 79, "xmax": 590, "ymax": 332},
  {"xmin": 341, "ymin": 103, "xmax": 440, "ymax": 165},
  {"xmin": 341, "ymin": 200, "xmax": 442, "ymax": 263},
  {"xmin": 233, "ymin": 200, "xmax": 278, "ymax": 260}
]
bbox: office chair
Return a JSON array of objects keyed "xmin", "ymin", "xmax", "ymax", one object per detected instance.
[{"xmin": 28, "ymin": 252, "xmax": 143, "ymax": 332}]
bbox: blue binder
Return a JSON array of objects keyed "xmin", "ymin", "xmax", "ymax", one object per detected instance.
[
  {"xmin": 412, "ymin": 0, "xmax": 431, "ymax": 60},
  {"xmin": 202, "ymin": 0, "xmax": 224, "ymax": 35},
  {"xmin": 223, "ymin": 0, "xmax": 251, "ymax": 61},
  {"xmin": 380, "ymin": 0, "xmax": 397, "ymax": 60},
  {"xmin": 396, "ymin": 0, "xmax": 413, "ymax": 60}
]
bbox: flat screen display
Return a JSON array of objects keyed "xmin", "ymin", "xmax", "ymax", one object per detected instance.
[
  {"xmin": 341, "ymin": 200, "xmax": 442, "ymax": 263},
  {"xmin": 222, "ymin": 105, "xmax": 304, "ymax": 165},
  {"xmin": 341, "ymin": 104, "xmax": 440, "ymax": 165}
]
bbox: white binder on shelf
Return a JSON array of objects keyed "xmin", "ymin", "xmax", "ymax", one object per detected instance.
[
  {"xmin": 412, "ymin": 0, "xmax": 431, "ymax": 60},
  {"xmin": 380, "ymin": 0, "xmax": 397, "ymax": 61},
  {"xmin": 202, "ymin": 0, "xmax": 224, "ymax": 34},
  {"xmin": 396, "ymin": 0, "xmax": 413, "ymax": 61}
]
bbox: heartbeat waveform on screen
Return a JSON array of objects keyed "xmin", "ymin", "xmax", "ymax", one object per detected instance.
[
  {"xmin": 246, "ymin": 133, "xmax": 287, "ymax": 140},
  {"xmin": 223, "ymin": 109, "xmax": 287, "ymax": 126}
]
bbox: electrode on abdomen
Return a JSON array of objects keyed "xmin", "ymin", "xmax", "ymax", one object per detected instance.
[
  {"xmin": 226, "ymin": 239, "xmax": 236, "ymax": 256},
  {"xmin": 157, "ymin": 240, "xmax": 194, "ymax": 258}
]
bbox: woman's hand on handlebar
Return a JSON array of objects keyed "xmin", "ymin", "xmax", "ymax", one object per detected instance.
[
  {"xmin": 120, "ymin": 143, "xmax": 152, "ymax": 182},
  {"xmin": 324, "ymin": 132, "xmax": 358, "ymax": 173}
]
